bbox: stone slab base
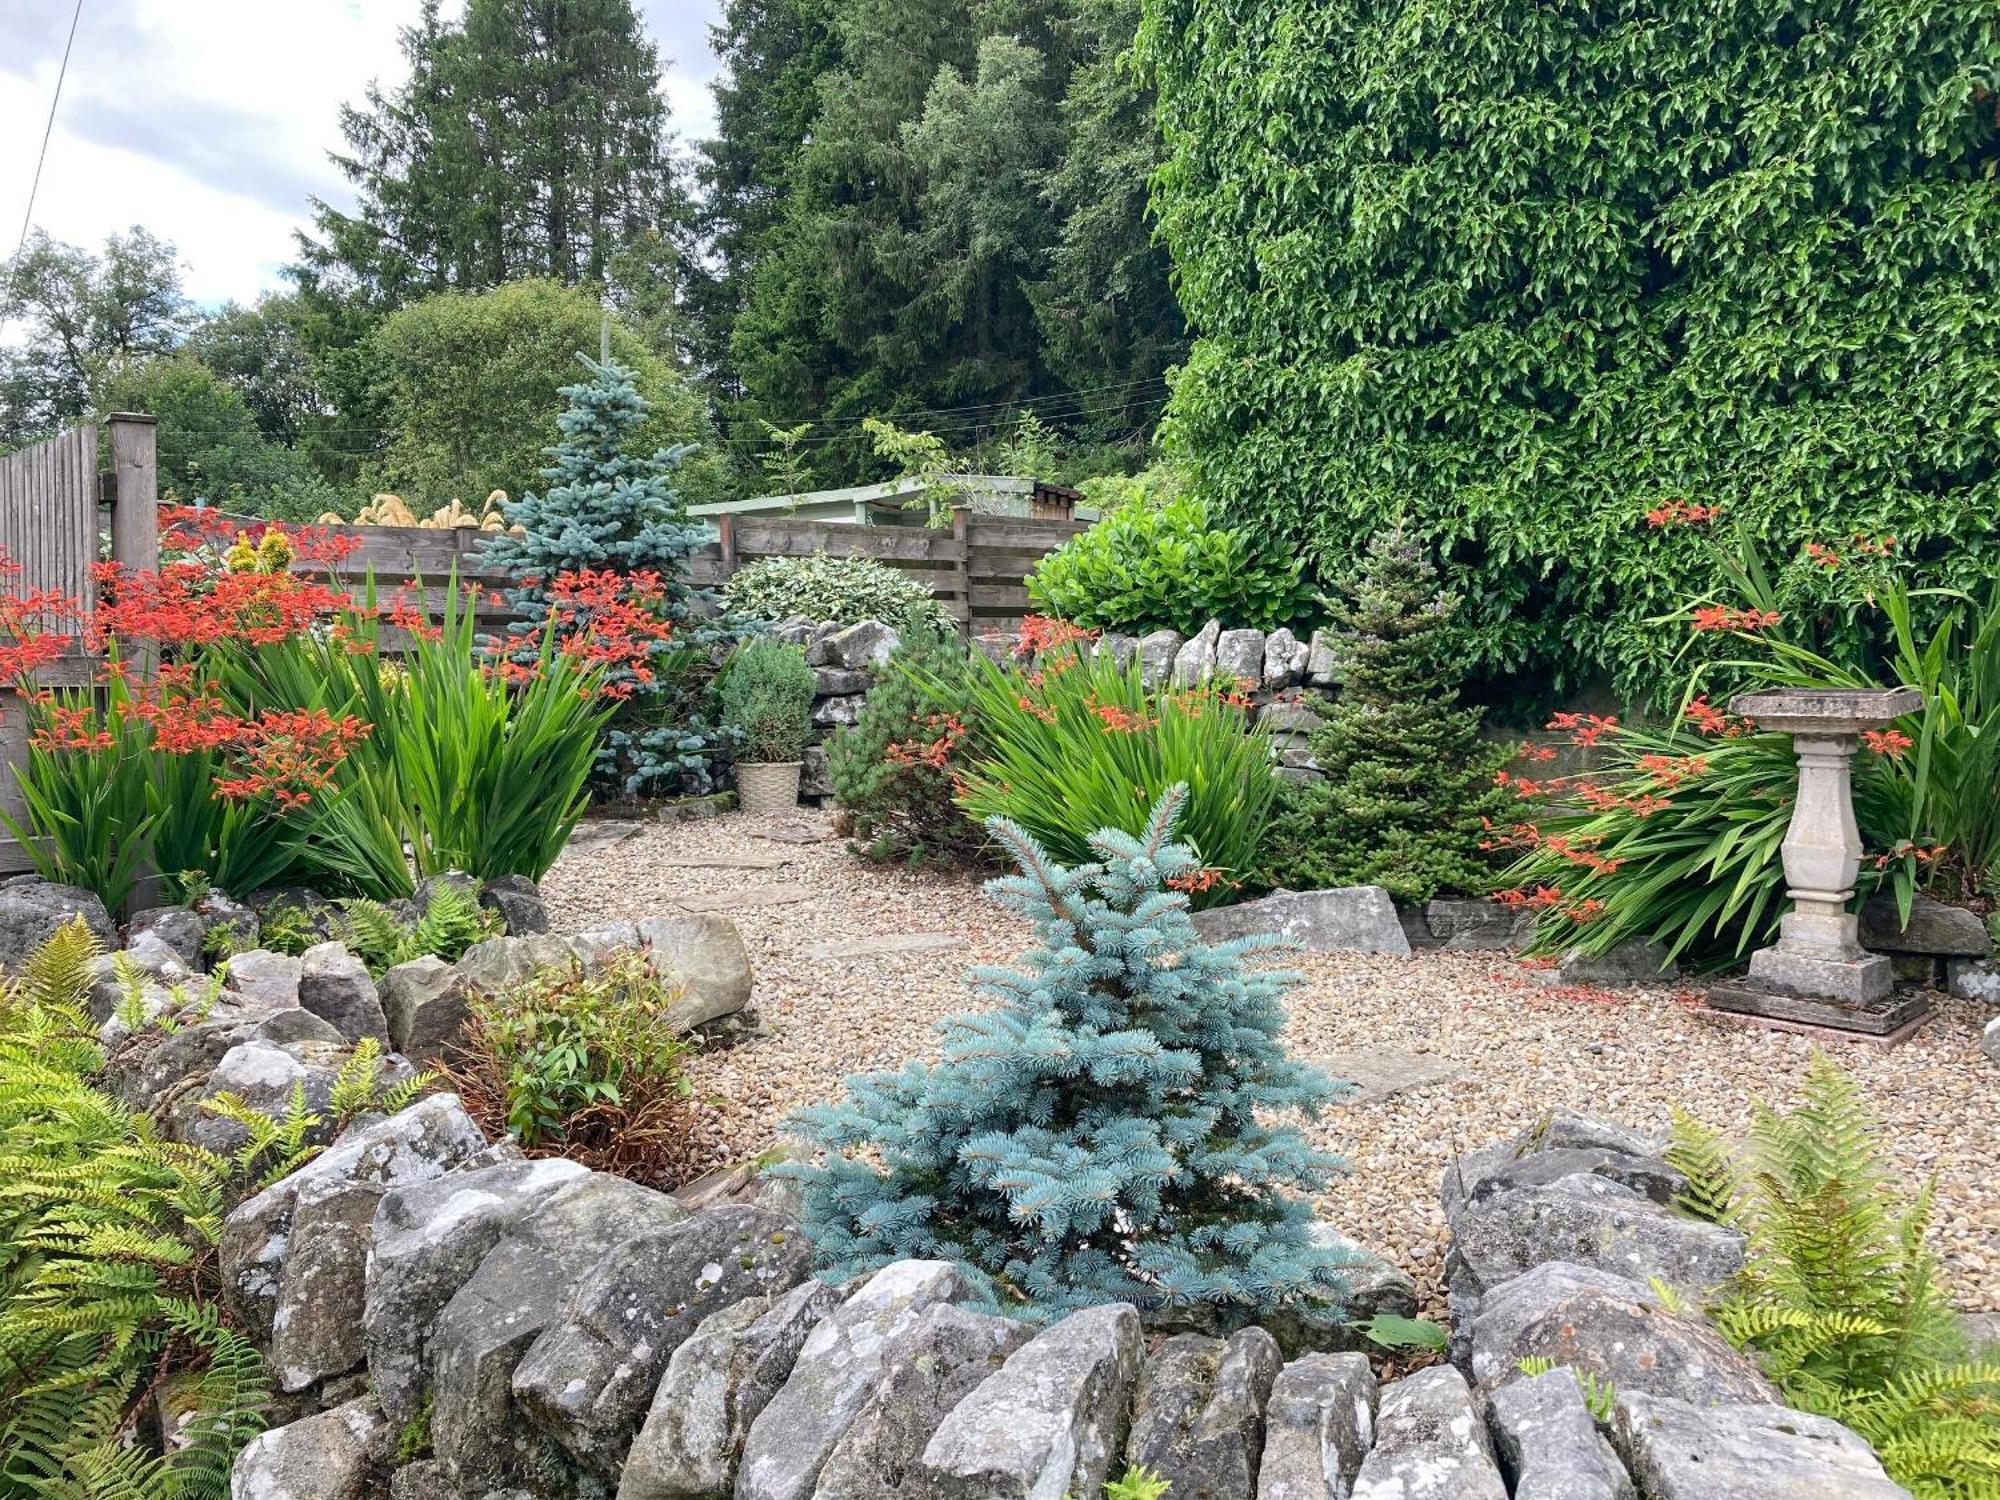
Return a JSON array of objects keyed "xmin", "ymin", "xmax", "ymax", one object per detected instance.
[{"xmin": 1705, "ymin": 983, "xmax": 1933, "ymax": 1040}]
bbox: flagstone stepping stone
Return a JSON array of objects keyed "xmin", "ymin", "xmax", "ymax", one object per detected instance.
[
  {"xmin": 1323, "ymin": 1044, "xmax": 1462, "ymax": 1103},
  {"xmin": 563, "ymin": 820, "xmax": 646, "ymax": 857},
  {"xmin": 758, "ymin": 823, "xmax": 833, "ymax": 845},
  {"xmin": 676, "ymin": 884, "xmax": 816, "ymax": 913},
  {"xmin": 670, "ymin": 851, "xmax": 793, "ymax": 871},
  {"xmin": 808, "ymin": 934, "xmax": 963, "ymax": 961}
]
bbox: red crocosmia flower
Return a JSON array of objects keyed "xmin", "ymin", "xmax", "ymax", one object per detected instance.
[
  {"xmin": 1690, "ymin": 605, "xmax": 1781, "ymax": 634},
  {"xmin": 1806, "ymin": 542, "xmax": 1841, "ymax": 571},
  {"xmin": 1016, "ymin": 615, "xmax": 1098, "ymax": 659},
  {"xmin": 1862, "ymin": 727, "xmax": 1914, "ymax": 759},
  {"xmin": 1644, "ymin": 500, "xmax": 1720, "ymax": 528}
]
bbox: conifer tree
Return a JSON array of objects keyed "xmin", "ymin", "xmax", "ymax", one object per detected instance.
[
  {"xmin": 781, "ymin": 787, "xmax": 1365, "ymax": 1319},
  {"xmin": 1258, "ymin": 527, "xmax": 1515, "ymax": 903},
  {"xmin": 484, "ymin": 355, "xmax": 722, "ymax": 795}
]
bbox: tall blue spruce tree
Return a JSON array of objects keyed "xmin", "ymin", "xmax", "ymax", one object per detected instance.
[
  {"xmin": 781, "ymin": 786, "xmax": 1364, "ymax": 1319},
  {"xmin": 485, "ymin": 354, "xmax": 726, "ymax": 795}
]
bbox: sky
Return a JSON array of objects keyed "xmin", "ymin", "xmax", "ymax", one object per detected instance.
[{"xmin": 0, "ymin": 0, "xmax": 725, "ymax": 308}]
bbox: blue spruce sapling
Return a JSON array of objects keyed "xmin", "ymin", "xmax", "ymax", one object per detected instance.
[
  {"xmin": 484, "ymin": 354, "xmax": 727, "ymax": 795},
  {"xmin": 780, "ymin": 786, "xmax": 1365, "ymax": 1320}
]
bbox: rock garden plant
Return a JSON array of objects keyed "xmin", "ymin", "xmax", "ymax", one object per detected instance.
[
  {"xmin": 825, "ymin": 615, "xmax": 986, "ymax": 865},
  {"xmin": 724, "ymin": 551, "xmax": 953, "ymax": 630},
  {"xmin": 720, "ymin": 638, "xmax": 816, "ymax": 813},
  {"xmin": 951, "ymin": 635, "xmax": 1275, "ymax": 905},
  {"xmin": 780, "ymin": 786, "xmax": 1366, "ymax": 1319},
  {"xmin": 1256, "ymin": 526, "xmax": 1515, "ymax": 904}
]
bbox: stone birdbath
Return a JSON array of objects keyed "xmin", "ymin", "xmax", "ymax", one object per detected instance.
[{"xmin": 1707, "ymin": 686, "xmax": 1927, "ymax": 1038}]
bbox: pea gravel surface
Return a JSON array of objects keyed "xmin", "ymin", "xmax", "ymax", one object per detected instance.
[{"xmin": 543, "ymin": 809, "xmax": 2000, "ymax": 1319}]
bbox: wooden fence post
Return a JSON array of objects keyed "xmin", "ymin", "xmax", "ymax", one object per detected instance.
[
  {"xmin": 107, "ymin": 414, "xmax": 164, "ymax": 907},
  {"xmin": 715, "ymin": 512, "xmax": 738, "ymax": 584},
  {"xmin": 951, "ymin": 508, "xmax": 971, "ymax": 640}
]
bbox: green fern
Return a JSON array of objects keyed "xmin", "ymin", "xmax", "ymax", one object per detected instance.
[
  {"xmin": 1664, "ymin": 1105, "xmax": 1743, "ymax": 1226},
  {"xmin": 1099, "ymin": 1468, "xmax": 1171, "ymax": 1500},
  {"xmin": 1687, "ymin": 1053, "xmax": 2000, "ymax": 1499},
  {"xmin": 0, "ymin": 921, "xmax": 271, "ymax": 1498},
  {"xmin": 1515, "ymin": 1357, "xmax": 1619, "ymax": 1422},
  {"xmin": 338, "ymin": 884, "xmax": 498, "ymax": 979}
]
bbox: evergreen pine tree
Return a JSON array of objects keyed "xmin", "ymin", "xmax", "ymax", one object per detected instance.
[
  {"xmin": 484, "ymin": 355, "xmax": 724, "ymax": 795},
  {"xmin": 781, "ymin": 787, "xmax": 1365, "ymax": 1319},
  {"xmin": 1259, "ymin": 527, "xmax": 1516, "ymax": 903}
]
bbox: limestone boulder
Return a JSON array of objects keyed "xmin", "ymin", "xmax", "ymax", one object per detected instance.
[
  {"xmin": 1216, "ymin": 628, "xmax": 1266, "ymax": 685},
  {"xmin": 1440, "ymin": 1144, "xmax": 1686, "ymax": 1226},
  {"xmin": 1192, "ymin": 887, "xmax": 1411, "ymax": 956},
  {"xmin": 228, "ymin": 1397, "xmax": 391, "ymax": 1500},
  {"xmin": 1557, "ymin": 940, "xmax": 1676, "ymax": 985},
  {"xmin": 738, "ymin": 1259, "xmax": 974, "ymax": 1500},
  {"xmin": 127, "ymin": 904, "xmax": 210, "ymax": 969},
  {"xmin": 480, "ymin": 874, "xmax": 548, "ymax": 935},
  {"xmin": 299, "ymin": 942, "xmax": 389, "ymax": 1046},
  {"xmin": 222, "ymin": 1093, "xmax": 493, "ymax": 1343},
  {"xmin": 1449, "ymin": 1173, "xmax": 1744, "ymax": 1304},
  {"xmin": 364, "ymin": 1156, "xmax": 593, "ymax": 1423},
  {"xmin": 1611, "ymin": 1390, "xmax": 1910, "ymax": 1499},
  {"xmin": 1860, "ymin": 892, "xmax": 1990, "ymax": 956},
  {"xmin": 224, "ymin": 949, "xmax": 304, "ymax": 1011},
  {"xmin": 1467, "ymin": 1261, "xmax": 1775, "ymax": 1407},
  {"xmin": 1425, "ymin": 898, "xmax": 1536, "ymax": 952},
  {"xmin": 813, "ymin": 1302, "xmax": 1033, "ymax": 1500},
  {"xmin": 1488, "ymin": 1367, "xmax": 1636, "ymax": 1500},
  {"xmin": 1349, "ymin": 1365, "xmax": 1507, "ymax": 1500},
  {"xmin": 512, "ymin": 1203, "xmax": 810, "ymax": 1477},
  {"xmin": 380, "ymin": 956, "xmax": 470, "ymax": 1063},
  {"xmin": 618, "ymin": 1279, "xmax": 841, "ymax": 1500},
  {"xmin": 918, "ymin": 1301, "xmax": 1144, "ymax": 1500},
  {"xmin": 1096, "ymin": 633, "xmax": 1138, "ymax": 673},
  {"xmin": 827, "ymin": 619, "xmax": 900, "ymax": 671},
  {"xmin": 1305, "ymin": 629, "xmax": 1338, "ymax": 686},
  {"xmin": 180, "ymin": 1039, "xmax": 340, "ymax": 1156},
  {"xmin": 1126, "ymin": 1327, "xmax": 1282, "ymax": 1500},
  {"xmin": 635, "ymin": 913, "xmax": 753, "ymax": 1030},
  {"xmin": 0, "ymin": 879, "xmax": 116, "ymax": 969},
  {"xmin": 1262, "ymin": 628, "xmax": 1311, "ymax": 688},
  {"xmin": 1255, "ymin": 1353, "xmax": 1376, "ymax": 1500},
  {"xmin": 1173, "ymin": 620, "xmax": 1222, "ymax": 686},
  {"xmin": 431, "ymin": 1174, "xmax": 688, "ymax": 1491},
  {"xmin": 1136, "ymin": 629, "xmax": 1183, "ymax": 686}
]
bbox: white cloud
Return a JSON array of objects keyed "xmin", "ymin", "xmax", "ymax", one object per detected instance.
[{"xmin": 0, "ymin": 0, "xmax": 724, "ymax": 307}]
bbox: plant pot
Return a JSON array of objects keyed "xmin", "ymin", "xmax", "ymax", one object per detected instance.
[{"xmin": 735, "ymin": 760, "xmax": 803, "ymax": 816}]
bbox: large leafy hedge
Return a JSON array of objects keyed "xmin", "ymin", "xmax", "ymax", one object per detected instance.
[{"xmin": 1138, "ymin": 0, "xmax": 2000, "ymax": 704}]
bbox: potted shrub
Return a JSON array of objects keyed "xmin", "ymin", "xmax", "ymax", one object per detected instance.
[{"xmin": 721, "ymin": 638, "xmax": 816, "ymax": 814}]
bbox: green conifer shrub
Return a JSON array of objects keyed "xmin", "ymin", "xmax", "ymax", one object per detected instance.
[
  {"xmin": 826, "ymin": 617, "xmax": 986, "ymax": 865},
  {"xmin": 484, "ymin": 354, "xmax": 729, "ymax": 797},
  {"xmin": 719, "ymin": 639, "xmax": 816, "ymax": 763},
  {"xmin": 1257, "ymin": 529, "xmax": 1514, "ymax": 903},
  {"xmin": 779, "ymin": 787, "xmax": 1366, "ymax": 1320}
]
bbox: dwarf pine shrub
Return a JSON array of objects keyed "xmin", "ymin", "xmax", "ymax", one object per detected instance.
[{"xmin": 780, "ymin": 786, "xmax": 1363, "ymax": 1319}]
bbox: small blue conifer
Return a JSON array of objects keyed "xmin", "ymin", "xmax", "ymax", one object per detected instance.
[{"xmin": 781, "ymin": 786, "xmax": 1364, "ymax": 1320}]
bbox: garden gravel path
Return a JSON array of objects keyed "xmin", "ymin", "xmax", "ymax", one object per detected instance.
[{"xmin": 543, "ymin": 810, "xmax": 2000, "ymax": 1318}]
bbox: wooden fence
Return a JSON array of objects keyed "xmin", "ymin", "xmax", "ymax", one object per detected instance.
[
  {"xmin": 0, "ymin": 417, "xmax": 160, "ymax": 873},
  {"xmin": 297, "ymin": 511, "xmax": 1087, "ymax": 635}
]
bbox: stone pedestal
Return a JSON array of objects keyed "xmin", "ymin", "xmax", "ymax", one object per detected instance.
[{"xmin": 1705, "ymin": 688, "xmax": 1927, "ymax": 1037}]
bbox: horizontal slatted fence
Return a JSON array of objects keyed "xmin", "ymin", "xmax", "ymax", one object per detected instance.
[{"xmin": 306, "ymin": 513, "xmax": 1085, "ymax": 635}]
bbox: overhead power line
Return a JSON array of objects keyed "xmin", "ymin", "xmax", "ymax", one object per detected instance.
[{"xmin": 14, "ymin": 0, "xmax": 84, "ymax": 261}]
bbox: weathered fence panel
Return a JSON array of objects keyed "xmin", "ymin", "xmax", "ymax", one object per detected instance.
[
  {"xmin": 0, "ymin": 416, "xmax": 160, "ymax": 873},
  {"xmin": 308, "ymin": 512, "xmax": 1083, "ymax": 636}
]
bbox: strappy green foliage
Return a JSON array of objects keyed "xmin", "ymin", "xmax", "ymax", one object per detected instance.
[
  {"xmin": 0, "ymin": 921, "xmax": 427, "ymax": 1498},
  {"xmin": 1674, "ymin": 1056, "xmax": 2000, "ymax": 1499}
]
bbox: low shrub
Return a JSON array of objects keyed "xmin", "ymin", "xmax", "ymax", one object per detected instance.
[
  {"xmin": 1025, "ymin": 475, "xmax": 1319, "ymax": 636},
  {"xmin": 779, "ymin": 789, "xmax": 1362, "ymax": 1316},
  {"xmin": 949, "ymin": 644, "xmax": 1274, "ymax": 904},
  {"xmin": 1255, "ymin": 528, "xmax": 1515, "ymax": 904},
  {"xmin": 826, "ymin": 618, "xmax": 985, "ymax": 865},
  {"xmin": 719, "ymin": 638, "xmax": 815, "ymax": 763},
  {"xmin": 724, "ymin": 552, "xmax": 951, "ymax": 629},
  {"xmin": 1669, "ymin": 1056, "xmax": 2000, "ymax": 1500},
  {"xmin": 445, "ymin": 951, "xmax": 712, "ymax": 1190}
]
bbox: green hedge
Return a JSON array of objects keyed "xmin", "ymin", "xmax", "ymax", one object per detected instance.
[{"xmin": 1139, "ymin": 0, "xmax": 2000, "ymax": 705}]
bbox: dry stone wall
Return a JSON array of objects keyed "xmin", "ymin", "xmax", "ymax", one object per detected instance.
[{"xmin": 225, "ymin": 1097, "xmax": 1910, "ymax": 1499}]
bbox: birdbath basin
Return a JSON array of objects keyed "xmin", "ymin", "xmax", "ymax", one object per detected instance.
[{"xmin": 1708, "ymin": 686, "xmax": 1926, "ymax": 1037}]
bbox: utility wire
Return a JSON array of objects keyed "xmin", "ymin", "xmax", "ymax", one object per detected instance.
[{"xmin": 14, "ymin": 0, "xmax": 84, "ymax": 261}]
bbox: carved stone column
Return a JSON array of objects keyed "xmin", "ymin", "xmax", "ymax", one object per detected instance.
[{"xmin": 1708, "ymin": 687, "xmax": 1925, "ymax": 1036}]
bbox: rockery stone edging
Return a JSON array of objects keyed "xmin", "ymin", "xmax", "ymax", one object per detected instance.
[{"xmin": 225, "ymin": 1098, "xmax": 1911, "ymax": 1499}]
